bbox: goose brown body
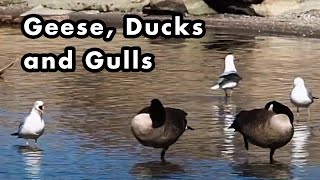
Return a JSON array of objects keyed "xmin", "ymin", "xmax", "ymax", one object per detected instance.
[
  {"xmin": 234, "ymin": 109, "xmax": 293, "ymax": 149},
  {"xmin": 132, "ymin": 107, "xmax": 188, "ymax": 148},
  {"xmin": 131, "ymin": 99, "xmax": 193, "ymax": 161},
  {"xmin": 230, "ymin": 101, "xmax": 294, "ymax": 163}
]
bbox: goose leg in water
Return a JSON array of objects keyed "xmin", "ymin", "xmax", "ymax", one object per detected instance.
[
  {"xmin": 224, "ymin": 89, "xmax": 228, "ymax": 97},
  {"xmin": 307, "ymin": 108, "xmax": 311, "ymax": 120},
  {"xmin": 161, "ymin": 147, "xmax": 169, "ymax": 162},
  {"xmin": 269, "ymin": 149, "xmax": 276, "ymax": 164},
  {"xmin": 243, "ymin": 137, "xmax": 249, "ymax": 150}
]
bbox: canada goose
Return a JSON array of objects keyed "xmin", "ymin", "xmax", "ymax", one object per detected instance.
[
  {"xmin": 131, "ymin": 99, "xmax": 194, "ymax": 161},
  {"xmin": 11, "ymin": 101, "xmax": 45, "ymax": 146},
  {"xmin": 211, "ymin": 54, "xmax": 242, "ymax": 97},
  {"xmin": 290, "ymin": 77, "xmax": 318, "ymax": 119},
  {"xmin": 229, "ymin": 101, "xmax": 294, "ymax": 163}
]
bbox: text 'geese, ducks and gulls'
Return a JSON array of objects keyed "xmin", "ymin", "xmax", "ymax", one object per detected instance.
[
  {"xmin": 211, "ymin": 54, "xmax": 242, "ymax": 97},
  {"xmin": 290, "ymin": 77, "xmax": 318, "ymax": 119},
  {"xmin": 11, "ymin": 101, "xmax": 45, "ymax": 146},
  {"xmin": 229, "ymin": 101, "xmax": 294, "ymax": 164},
  {"xmin": 131, "ymin": 99, "xmax": 194, "ymax": 162}
]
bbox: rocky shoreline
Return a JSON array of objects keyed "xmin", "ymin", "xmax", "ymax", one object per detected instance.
[{"xmin": 0, "ymin": 0, "xmax": 320, "ymax": 38}]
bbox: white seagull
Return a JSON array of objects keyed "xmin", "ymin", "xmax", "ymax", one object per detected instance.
[
  {"xmin": 211, "ymin": 54, "xmax": 242, "ymax": 97},
  {"xmin": 11, "ymin": 101, "xmax": 45, "ymax": 146},
  {"xmin": 290, "ymin": 77, "xmax": 318, "ymax": 119}
]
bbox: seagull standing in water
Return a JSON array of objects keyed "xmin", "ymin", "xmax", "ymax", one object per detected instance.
[
  {"xmin": 11, "ymin": 101, "xmax": 45, "ymax": 146},
  {"xmin": 211, "ymin": 54, "xmax": 242, "ymax": 97},
  {"xmin": 290, "ymin": 77, "xmax": 318, "ymax": 119}
]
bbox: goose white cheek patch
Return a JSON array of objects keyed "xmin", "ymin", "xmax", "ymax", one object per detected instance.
[{"xmin": 20, "ymin": 14, "xmax": 206, "ymax": 73}]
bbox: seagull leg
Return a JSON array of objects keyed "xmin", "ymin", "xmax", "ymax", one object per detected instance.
[
  {"xmin": 296, "ymin": 107, "xmax": 300, "ymax": 119},
  {"xmin": 161, "ymin": 147, "xmax": 169, "ymax": 162},
  {"xmin": 35, "ymin": 139, "xmax": 38, "ymax": 147},
  {"xmin": 229, "ymin": 89, "xmax": 233, "ymax": 97},
  {"xmin": 307, "ymin": 108, "xmax": 311, "ymax": 120},
  {"xmin": 224, "ymin": 89, "xmax": 228, "ymax": 97}
]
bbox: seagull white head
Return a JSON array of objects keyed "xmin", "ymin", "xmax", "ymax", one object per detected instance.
[
  {"xmin": 224, "ymin": 54, "xmax": 237, "ymax": 73},
  {"xmin": 294, "ymin": 77, "xmax": 305, "ymax": 87},
  {"xmin": 34, "ymin": 101, "xmax": 44, "ymax": 114}
]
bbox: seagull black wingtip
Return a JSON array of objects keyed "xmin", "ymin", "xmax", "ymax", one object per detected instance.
[
  {"xmin": 187, "ymin": 126, "xmax": 194, "ymax": 130},
  {"xmin": 10, "ymin": 132, "xmax": 18, "ymax": 136}
]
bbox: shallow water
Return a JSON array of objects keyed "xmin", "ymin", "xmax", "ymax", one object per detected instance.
[{"xmin": 1, "ymin": 28, "xmax": 320, "ymax": 179}]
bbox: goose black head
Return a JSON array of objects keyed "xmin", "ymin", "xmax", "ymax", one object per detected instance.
[
  {"xmin": 265, "ymin": 101, "xmax": 294, "ymax": 124},
  {"xmin": 150, "ymin": 99, "xmax": 166, "ymax": 128}
]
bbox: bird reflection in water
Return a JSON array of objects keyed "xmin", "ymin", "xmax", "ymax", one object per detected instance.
[
  {"xmin": 232, "ymin": 161, "xmax": 292, "ymax": 179},
  {"xmin": 17, "ymin": 145, "xmax": 43, "ymax": 180},
  {"xmin": 212, "ymin": 98, "xmax": 238, "ymax": 160},
  {"xmin": 291, "ymin": 124, "xmax": 310, "ymax": 167},
  {"xmin": 131, "ymin": 161, "xmax": 185, "ymax": 179}
]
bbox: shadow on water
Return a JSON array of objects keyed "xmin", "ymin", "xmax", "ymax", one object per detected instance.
[
  {"xmin": 232, "ymin": 162, "xmax": 292, "ymax": 179},
  {"xmin": 16, "ymin": 145, "xmax": 43, "ymax": 180},
  {"xmin": 130, "ymin": 161, "xmax": 185, "ymax": 179},
  {"xmin": 148, "ymin": 37, "xmax": 187, "ymax": 46},
  {"xmin": 203, "ymin": 33, "xmax": 257, "ymax": 52}
]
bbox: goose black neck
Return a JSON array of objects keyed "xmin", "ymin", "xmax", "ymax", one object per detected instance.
[
  {"xmin": 265, "ymin": 101, "xmax": 294, "ymax": 124},
  {"xmin": 149, "ymin": 99, "xmax": 166, "ymax": 128}
]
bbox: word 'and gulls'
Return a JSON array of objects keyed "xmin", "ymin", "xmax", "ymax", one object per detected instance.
[
  {"xmin": 211, "ymin": 54, "xmax": 242, "ymax": 97},
  {"xmin": 11, "ymin": 101, "xmax": 45, "ymax": 146},
  {"xmin": 290, "ymin": 77, "xmax": 318, "ymax": 119}
]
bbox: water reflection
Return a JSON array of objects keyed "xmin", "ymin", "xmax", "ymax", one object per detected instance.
[
  {"xmin": 17, "ymin": 146, "xmax": 43, "ymax": 180},
  {"xmin": 213, "ymin": 99, "xmax": 238, "ymax": 160},
  {"xmin": 291, "ymin": 124, "xmax": 310, "ymax": 167},
  {"xmin": 232, "ymin": 162, "xmax": 292, "ymax": 179},
  {"xmin": 131, "ymin": 161, "xmax": 185, "ymax": 179},
  {"xmin": 203, "ymin": 33, "xmax": 257, "ymax": 52}
]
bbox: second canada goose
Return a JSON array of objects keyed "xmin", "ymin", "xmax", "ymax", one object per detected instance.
[
  {"xmin": 131, "ymin": 99, "xmax": 194, "ymax": 161},
  {"xmin": 211, "ymin": 54, "xmax": 242, "ymax": 97},
  {"xmin": 229, "ymin": 101, "xmax": 294, "ymax": 163}
]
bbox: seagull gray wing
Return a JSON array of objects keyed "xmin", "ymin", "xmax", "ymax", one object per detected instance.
[
  {"xmin": 217, "ymin": 71, "xmax": 242, "ymax": 85},
  {"xmin": 307, "ymin": 87, "xmax": 318, "ymax": 100},
  {"xmin": 35, "ymin": 127, "xmax": 45, "ymax": 136},
  {"xmin": 17, "ymin": 119, "xmax": 25, "ymax": 133}
]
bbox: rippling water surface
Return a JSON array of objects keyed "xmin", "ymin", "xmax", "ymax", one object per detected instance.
[{"xmin": 1, "ymin": 28, "xmax": 320, "ymax": 179}]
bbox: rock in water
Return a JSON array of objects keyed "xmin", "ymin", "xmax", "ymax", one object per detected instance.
[
  {"xmin": 252, "ymin": 0, "xmax": 320, "ymax": 16},
  {"xmin": 202, "ymin": 0, "xmax": 263, "ymax": 16},
  {"xmin": 148, "ymin": 0, "xmax": 188, "ymax": 14},
  {"xmin": 144, "ymin": 0, "xmax": 216, "ymax": 15}
]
